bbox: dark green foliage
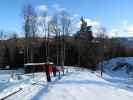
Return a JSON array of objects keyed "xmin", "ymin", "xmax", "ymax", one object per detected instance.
[
  {"xmin": 1, "ymin": 36, "xmax": 132, "ymax": 70},
  {"xmin": 3, "ymin": 47, "xmax": 10, "ymax": 67},
  {"xmin": 14, "ymin": 49, "xmax": 24, "ymax": 68}
]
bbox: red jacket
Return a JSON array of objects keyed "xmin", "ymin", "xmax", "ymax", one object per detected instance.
[{"xmin": 48, "ymin": 65, "xmax": 53, "ymax": 73}]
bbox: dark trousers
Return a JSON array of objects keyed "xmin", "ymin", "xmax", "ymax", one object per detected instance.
[{"xmin": 46, "ymin": 72, "xmax": 51, "ymax": 82}]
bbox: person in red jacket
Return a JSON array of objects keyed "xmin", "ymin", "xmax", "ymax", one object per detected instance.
[
  {"xmin": 48, "ymin": 64, "xmax": 53, "ymax": 74},
  {"xmin": 45, "ymin": 62, "xmax": 51, "ymax": 82}
]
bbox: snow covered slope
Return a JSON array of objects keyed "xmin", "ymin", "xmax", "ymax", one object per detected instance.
[
  {"xmin": 101, "ymin": 57, "xmax": 133, "ymax": 77},
  {"xmin": 0, "ymin": 68, "xmax": 132, "ymax": 100},
  {"xmin": 97, "ymin": 57, "xmax": 133, "ymax": 89}
]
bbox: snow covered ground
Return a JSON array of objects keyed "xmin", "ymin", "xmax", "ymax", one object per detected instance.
[
  {"xmin": 0, "ymin": 66, "xmax": 132, "ymax": 100},
  {"xmin": 99, "ymin": 57, "xmax": 133, "ymax": 85}
]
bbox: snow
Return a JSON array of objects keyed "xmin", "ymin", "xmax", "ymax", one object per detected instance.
[
  {"xmin": 24, "ymin": 62, "xmax": 54, "ymax": 66},
  {"xmin": 24, "ymin": 63, "xmax": 46, "ymax": 66},
  {"xmin": 31, "ymin": 70, "xmax": 133, "ymax": 100},
  {"xmin": 0, "ymin": 66, "xmax": 132, "ymax": 100},
  {"xmin": 98, "ymin": 57, "xmax": 133, "ymax": 84}
]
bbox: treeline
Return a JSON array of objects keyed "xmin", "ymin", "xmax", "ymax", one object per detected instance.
[
  {"xmin": 0, "ymin": 4, "xmax": 133, "ymax": 70},
  {"xmin": 1, "ymin": 30, "xmax": 133, "ymax": 70}
]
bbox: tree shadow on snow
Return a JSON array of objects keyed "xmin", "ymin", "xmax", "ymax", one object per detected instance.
[
  {"xmin": 31, "ymin": 77, "xmax": 59, "ymax": 100},
  {"xmin": 31, "ymin": 83, "xmax": 49, "ymax": 100}
]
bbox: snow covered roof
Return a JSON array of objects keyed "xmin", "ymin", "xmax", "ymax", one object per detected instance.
[
  {"xmin": 24, "ymin": 62, "xmax": 54, "ymax": 66},
  {"xmin": 24, "ymin": 63, "xmax": 46, "ymax": 66},
  {"xmin": 47, "ymin": 62, "xmax": 54, "ymax": 64}
]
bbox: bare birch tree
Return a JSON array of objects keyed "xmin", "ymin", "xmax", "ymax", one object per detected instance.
[
  {"xmin": 23, "ymin": 4, "xmax": 37, "ymax": 63},
  {"xmin": 59, "ymin": 11, "xmax": 71, "ymax": 67},
  {"xmin": 50, "ymin": 15, "xmax": 61, "ymax": 65}
]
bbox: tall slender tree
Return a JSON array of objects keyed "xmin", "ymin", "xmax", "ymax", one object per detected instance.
[
  {"xmin": 60, "ymin": 11, "xmax": 71, "ymax": 67},
  {"xmin": 50, "ymin": 14, "xmax": 61, "ymax": 65},
  {"xmin": 23, "ymin": 4, "xmax": 37, "ymax": 63},
  {"xmin": 39, "ymin": 10, "xmax": 48, "ymax": 62}
]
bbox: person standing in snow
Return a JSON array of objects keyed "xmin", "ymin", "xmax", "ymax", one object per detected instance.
[
  {"xmin": 61, "ymin": 66, "xmax": 64, "ymax": 76},
  {"xmin": 52, "ymin": 65, "xmax": 57, "ymax": 77},
  {"xmin": 45, "ymin": 62, "xmax": 51, "ymax": 82}
]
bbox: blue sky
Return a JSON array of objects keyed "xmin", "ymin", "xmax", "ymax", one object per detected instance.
[{"xmin": 0, "ymin": 0, "xmax": 133, "ymax": 37}]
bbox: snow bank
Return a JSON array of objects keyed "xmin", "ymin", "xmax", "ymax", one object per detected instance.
[{"xmin": 97, "ymin": 57, "xmax": 133, "ymax": 86}]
